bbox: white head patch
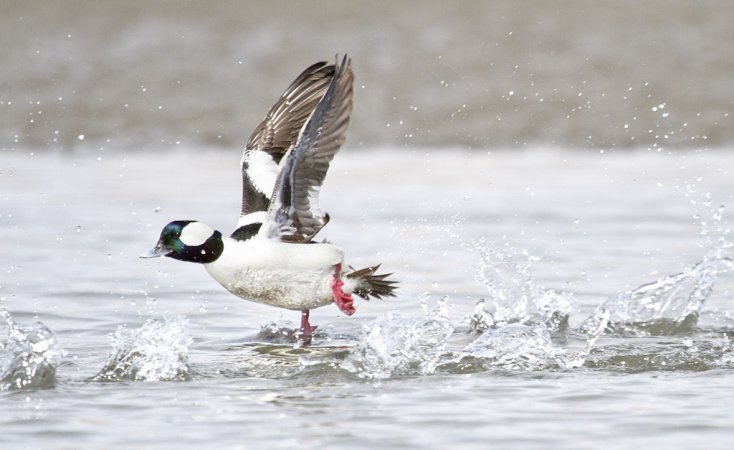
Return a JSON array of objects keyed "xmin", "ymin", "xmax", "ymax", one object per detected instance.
[{"xmin": 180, "ymin": 222, "xmax": 214, "ymax": 246}]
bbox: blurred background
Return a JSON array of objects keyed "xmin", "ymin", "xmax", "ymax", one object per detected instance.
[{"xmin": 2, "ymin": 0, "xmax": 733, "ymax": 153}]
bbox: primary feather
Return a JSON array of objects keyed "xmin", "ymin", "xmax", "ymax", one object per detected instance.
[{"xmin": 262, "ymin": 55, "xmax": 354, "ymax": 242}]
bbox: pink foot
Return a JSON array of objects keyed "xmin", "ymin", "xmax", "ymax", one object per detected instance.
[
  {"xmin": 331, "ymin": 264, "xmax": 356, "ymax": 315},
  {"xmin": 298, "ymin": 309, "xmax": 318, "ymax": 344}
]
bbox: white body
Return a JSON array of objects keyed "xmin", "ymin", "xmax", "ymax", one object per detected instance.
[{"xmin": 204, "ymin": 236, "xmax": 352, "ymax": 310}]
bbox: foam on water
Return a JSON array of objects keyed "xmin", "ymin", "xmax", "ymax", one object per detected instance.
[
  {"xmin": 95, "ymin": 316, "xmax": 192, "ymax": 382},
  {"xmin": 0, "ymin": 307, "xmax": 62, "ymax": 390}
]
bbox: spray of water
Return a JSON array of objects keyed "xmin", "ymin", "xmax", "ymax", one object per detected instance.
[
  {"xmin": 580, "ymin": 206, "xmax": 732, "ymax": 336},
  {"xmin": 0, "ymin": 306, "xmax": 62, "ymax": 390},
  {"xmin": 342, "ymin": 295, "xmax": 454, "ymax": 379},
  {"xmin": 95, "ymin": 316, "xmax": 192, "ymax": 382}
]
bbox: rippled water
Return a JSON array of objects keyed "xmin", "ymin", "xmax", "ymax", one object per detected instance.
[{"xmin": 2, "ymin": 148, "xmax": 734, "ymax": 448}]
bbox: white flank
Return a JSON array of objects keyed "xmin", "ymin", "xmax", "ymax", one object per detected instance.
[
  {"xmin": 244, "ymin": 150, "xmax": 279, "ymax": 197},
  {"xmin": 180, "ymin": 222, "xmax": 214, "ymax": 246}
]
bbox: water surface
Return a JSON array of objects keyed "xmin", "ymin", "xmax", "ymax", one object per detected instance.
[{"xmin": 2, "ymin": 148, "xmax": 734, "ymax": 448}]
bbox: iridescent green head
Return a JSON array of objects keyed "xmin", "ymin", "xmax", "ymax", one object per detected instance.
[{"xmin": 142, "ymin": 220, "xmax": 224, "ymax": 264}]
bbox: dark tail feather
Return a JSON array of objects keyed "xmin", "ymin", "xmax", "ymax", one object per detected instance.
[{"xmin": 346, "ymin": 264, "xmax": 398, "ymax": 300}]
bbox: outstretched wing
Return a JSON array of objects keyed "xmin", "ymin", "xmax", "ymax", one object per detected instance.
[
  {"xmin": 238, "ymin": 61, "xmax": 337, "ymax": 219},
  {"xmin": 262, "ymin": 55, "xmax": 354, "ymax": 242}
]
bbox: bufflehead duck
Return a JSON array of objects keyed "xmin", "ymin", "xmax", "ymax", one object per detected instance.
[{"xmin": 142, "ymin": 56, "xmax": 397, "ymax": 342}]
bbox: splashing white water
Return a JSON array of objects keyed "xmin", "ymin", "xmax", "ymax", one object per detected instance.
[
  {"xmin": 411, "ymin": 213, "xmax": 732, "ymax": 373},
  {"xmin": 463, "ymin": 323, "xmax": 565, "ymax": 370},
  {"xmin": 580, "ymin": 223, "xmax": 732, "ymax": 335},
  {"xmin": 0, "ymin": 307, "xmax": 62, "ymax": 390},
  {"xmin": 95, "ymin": 316, "xmax": 192, "ymax": 382},
  {"xmin": 456, "ymin": 303, "xmax": 610, "ymax": 371},
  {"xmin": 456, "ymin": 235, "xmax": 574, "ymax": 330},
  {"xmin": 342, "ymin": 297, "xmax": 454, "ymax": 379}
]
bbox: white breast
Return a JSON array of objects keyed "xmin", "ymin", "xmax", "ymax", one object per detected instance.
[{"xmin": 204, "ymin": 237, "xmax": 345, "ymax": 310}]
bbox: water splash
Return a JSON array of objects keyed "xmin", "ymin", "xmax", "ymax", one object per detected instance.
[
  {"xmin": 428, "ymin": 212, "xmax": 733, "ymax": 373},
  {"xmin": 95, "ymin": 316, "xmax": 192, "ymax": 382},
  {"xmin": 715, "ymin": 336, "xmax": 734, "ymax": 368},
  {"xmin": 580, "ymin": 307, "xmax": 611, "ymax": 350},
  {"xmin": 342, "ymin": 296, "xmax": 454, "ymax": 379},
  {"xmin": 430, "ymin": 230, "xmax": 599, "ymax": 371},
  {"xmin": 462, "ymin": 323, "xmax": 566, "ymax": 370},
  {"xmin": 254, "ymin": 320, "xmax": 333, "ymax": 345},
  {"xmin": 580, "ymin": 229, "xmax": 732, "ymax": 336},
  {"xmin": 256, "ymin": 320, "xmax": 302, "ymax": 344},
  {"xmin": 468, "ymin": 299, "xmax": 495, "ymax": 333},
  {"xmin": 446, "ymin": 305, "xmax": 609, "ymax": 372},
  {"xmin": 0, "ymin": 307, "xmax": 62, "ymax": 390},
  {"xmin": 469, "ymin": 238, "xmax": 573, "ymax": 331}
]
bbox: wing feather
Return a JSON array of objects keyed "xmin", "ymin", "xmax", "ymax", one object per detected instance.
[
  {"xmin": 263, "ymin": 55, "xmax": 354, "ymax": 242},
  {"xmin": 238, "ymin": 61, "xmax": 337, "ymax": 217}
]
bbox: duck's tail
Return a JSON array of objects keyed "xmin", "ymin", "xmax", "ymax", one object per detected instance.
[{"xmin": 345, "ymin": 264, "xmax": 398, "ymax": 300}]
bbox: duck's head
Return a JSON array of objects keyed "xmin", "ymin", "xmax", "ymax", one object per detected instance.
[{"xmin": 141, "ymin": 220, "xmax": 224, "ymax": 264}]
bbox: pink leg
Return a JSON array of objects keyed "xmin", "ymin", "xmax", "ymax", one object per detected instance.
[
  {"xmin": 298, "ymin": 309, "xmax": 317, "ymax": 343},
  {"xmin": 331, "ymin": 263, "xmax": 356, "ymax": 315}
]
